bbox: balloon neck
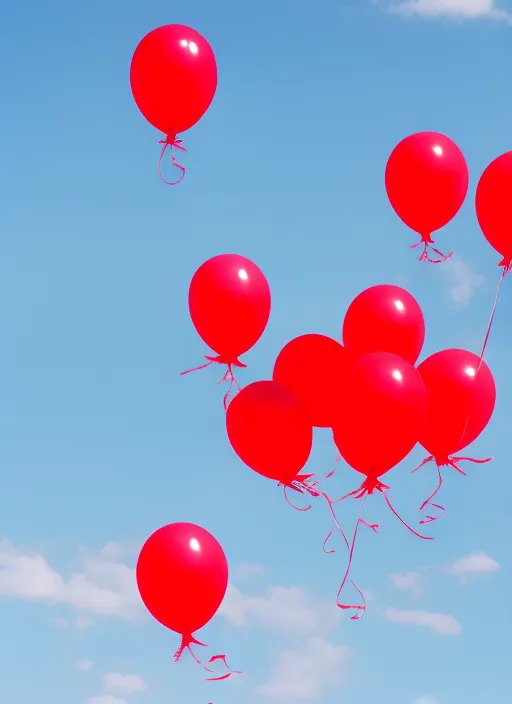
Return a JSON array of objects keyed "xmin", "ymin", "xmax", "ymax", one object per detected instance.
[
  {"xmin": 157, "ymin": 135, "xmax": 187, "ymax": 186},
  {"xmin": 173, "ymin": 632, "xmax": 207, "ymax": 662},
  {"xmin": 419, "ymin": 232, "xmax": 434, "ymax": 244},
  {"xmin": 498, "ymin": 257, "xmax": 512, "ymax": 275},
  {"xmin": 205, "ymin": 354, "xmax": 247, "ymax": 369},
  {"xmin": 357, "ymin": 476, "xmax": 389, "ymax": 496}
]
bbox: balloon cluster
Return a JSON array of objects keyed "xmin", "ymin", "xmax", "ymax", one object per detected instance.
[{"xmin": 129, "ymin": 21, "xmax": 512, "ymax": 698}]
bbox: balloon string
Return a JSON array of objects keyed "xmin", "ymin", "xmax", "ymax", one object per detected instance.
[
  {"xmin": 158, "ymin": 136, "xmax": 187, "ymax": 185},
  {"xmin": 418, "ymin": 463, "xmax": 445, "ymax": 525},
  {"xmin": 477, "ymin": 263, "xmax": 509, "ymax": 368},
  {"xmin": 332, "ymin": 495, "xmax": 375, "ymax": 620},
  {"xmin": 411, "ymin": 455, "xmax": 493, "ymax": 523},
  {"xmin": 282, "ymin": 471, "xmax": 368, "ymax": 615},
  {"xmin": 180, "ymin": 355, "xmax": 246, "ymax": 409},
  {"xmin": 173, "ymin": 633, "xmax": 241, "ymax": 682},
  {"xmin": 410, "ymin": 235, "xmax": 453, "ymax": 264}
]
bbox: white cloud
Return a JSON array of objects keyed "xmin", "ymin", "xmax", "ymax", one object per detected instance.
[
  {"xmin": 447, "ymin": 551, "xmax": 500, "ymax": 581},
  {"xmin": 0, "ymin": 540, "xmax": 141, "ymax": 621},
  {"xmin": 439, "ymin": 258, "xmax": 484, "ymax": 306},
  {"xmin": 390, "ymin": 0, "xmax": 512, "ymax": 21},
  {"xmin": 384, "ymin": 607, "xmax": 462, "ymax": 634},
  {"xmin": 257, "ymin": 636, "xmax": 349, "ymax": 700},
  {"xmin": 103, "ymin": 673, "xmax": 147, "ymax": 695},
  {"xmin": 388, "ymin": 571, "xmax": 424, "ymax": 598},
  {"xmin": 75, "ymin": 659, "xmax": 94, "ymax": 672},
  {"xmin": 237, "ymin": 563, "xmax": 265, "ymax": 580},
  {"xmin": 87, "ymin": 698, "xmax": 127, "ymax": 704},
  {"xmin": 413, "ymin": 697, "xmax": 439, "ymax": 704},
  {"xmin": 219, "ymin": 584, "xmax": 340, "ymax": 635}
]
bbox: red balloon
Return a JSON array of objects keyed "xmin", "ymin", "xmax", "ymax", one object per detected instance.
[
  {"xmin": 188, "ymin": 254, "xmax": 271, "ymax": 364},
  {"xmin": 476, "ymin": 151, "xmax": 512, "ymax": 267},
  {"xmin": 272, "ymin": 334, "xmax": 350, "ymax": 428},
  {"xmin": 385, "ymin": 132, "xmax": 469, "ymax": 240},
  {"xmin": 130, "ymin": 25, "xmax": 217, "ymax": 137},
  {"xmin": 226, "ymin": 380, "xmax": 313, "ymax": 485},
  {"xmin": 418, "ymin": 349, "xmax": 496, "ymax": 462},
  {"xmin": 333, "ymin": 352, "xmax": 427, "ymax": 479},
  {"xmin": 343, "ymin": 285, "xmax": 425, "ymax": 364},
  {"xmin": 136, "ymin": 522, "xmax": 228, "ymax": 636}
]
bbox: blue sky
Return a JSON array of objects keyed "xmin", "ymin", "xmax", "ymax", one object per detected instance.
[{"xmin": 0, "ymin": 0, "xmax": 511, "ymax": 703}]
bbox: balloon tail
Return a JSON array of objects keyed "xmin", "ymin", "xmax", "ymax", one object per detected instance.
[
  {"xmin": 381, "ymin": 489, "xmax": 433, "ymax": 540},
  {"xmin": 411, "ymin": 234, "xmax": 452, "ymax": 264},
  {"xmin": 447, "ymin": 455, "xmax": 493, "ymax": 475},
  {"xmin": 282, "ymin": 483, "xmax": 312, "ymax": 512},
  {"xmin": 419, "ymin": 464, "xmax": 445, "ymax": 525},
  {"xmin": 174, "ymin": 633, "xmax": 241, "ymax": 682},
  {"xmin": 334, "ymin": 495, "xmax": 374, "ymax": 620},
  {"xmin": 158, "ymin": 135, "xmax": 187, "ymax": 185},
  {"xmin": 282, "ymin": 471, "xmax": 368, "ymax": 612},
  {"xmin": 180, "ymin": 355, "xmax": 246, "ymax": 409},
  {"xmin": 477, "ymin": 264, "xmax": 509, "ymax": 366}
]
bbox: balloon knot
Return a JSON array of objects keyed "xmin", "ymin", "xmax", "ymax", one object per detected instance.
[
  {"xmin": 410, "ymin": 234, "xmax": 452, "ymax": 264},
  {"xmin": 498, "ymin": 257, "xmax": 512, "ymax": 275},
  {"xmin": 158, "ymin": 134, "xmax": 188, "ymax": 185}
]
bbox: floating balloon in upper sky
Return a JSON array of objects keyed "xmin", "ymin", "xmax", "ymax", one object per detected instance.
[
  {"xmin": 385, "ymin": 132, "xmax": 469, "ymax": 263},
  {"xmin": 130, "ymin": 24, "xmax": 218, "ymax": 184}
]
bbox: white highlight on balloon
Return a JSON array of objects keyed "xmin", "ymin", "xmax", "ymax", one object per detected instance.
[
  {"xmin": 433, "ymin": 145, "xmax": 443, "ymax": 156},
  {"xmin": 394, "ymin": 299, "xmax": 405, "ymax": 312},
  {"xmin": 179, "ymin": 39, "xmax": 198, "ymax": 54},
  {"xmin": 392, "ymin": 370, "xmax": 403, "ymax": 382},
  {"xmin": 238, "ymin": 269, "xmax": 248, "ymax": 280},
  {"xmin": 465, "ymin": 366, "xmax": 476, "ymax": 378},
  {"xmin": 189, "ymin": 538, "xmax": 200, "ymax": 551}
]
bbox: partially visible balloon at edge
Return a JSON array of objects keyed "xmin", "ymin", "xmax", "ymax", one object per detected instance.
[{"xmin": 476, "ymin": 151, "xmax": 512, "ymax": 267}]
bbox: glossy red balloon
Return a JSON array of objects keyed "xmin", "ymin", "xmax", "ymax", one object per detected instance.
[
  {"xmin": 333, "ymin": 352, "xmax": 428, "ymax": 479},
  {"xmin": 385, "ymin": 132, "xmax": 469, "ymax": 238},
  {"xmin": 136, "ymin": 523, "xmax": 228, "ymax": 636},
  {"xmin": 476, "ymin": 151, "xmax": 512, "ymax": 265},
  {"xmin": 188, "ymin": 254, "xmax": 271, "ymax": 364},
  {"xmin": 343, "ymin": 285, "xmax": 425, "ymax": 364},
  {"xmin": 130, "ymin": 25, "xmax": 217, "ymax": 136},
  {"xmin": 418, "ymin": 349, "xmax": 496, "ymax": 462},
  {"xmin": 226, "ymin": 380, "xmax": 313, "ymax": 485},
  {"xmin": 272, "ymin": 334, "xmax": 350, "ymax": 428}
]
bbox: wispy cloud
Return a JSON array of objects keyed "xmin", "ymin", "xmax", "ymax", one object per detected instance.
[
  {"xmin": 388, "ymin": 571, "xmax": 424, "ymax": 599},
  {"xmin": 438, "ymin": 257, "xmax": 485, "ymax": 305},
  {"xmin": 257, "ymin": 637, "xmax": 349, "ymax": 700},
  {"xmin": 384, "ymin": 607, "xmax": 462, "ymax": 634},
  {"xmin": 0, "ymin": 540, "xmax": 141, "ymax": 622},
  {"xmin": 237, "ymin": 563, "xmax": 265, "ymax": 580},
  {"xmin": 447, "ymin": 551, "xmax": 500, "ymax": 581},
  {"xmin": 219, "ymin": 584, "xmax": 340, "ymax": 635},
  {"xmin": 221, "ymin": 583, "xmax": 349, "ymax": 699},
  {"xmin": 389, "ymin": 0, "xmax": 512, "ymax": 21},
  {"xmin": 75, "ymin": 659, "xmax": 94, "ymax": 672},
  {"xmin": 103, "ymin": 673, "xmax": 147, "ymax": 696}
]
